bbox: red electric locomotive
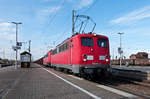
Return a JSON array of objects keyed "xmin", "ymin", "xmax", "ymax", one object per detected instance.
[{"xmin": 51, "ymin": 33, "xmax": 110, "ymax": 76}]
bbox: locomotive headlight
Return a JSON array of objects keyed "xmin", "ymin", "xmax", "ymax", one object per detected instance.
[
  {"xmin": 93, "ymin": 33, "xmax": 97, "ymax": 36},
  {"xmin": 105, "ymin": 55, "xmax": 109, "ymax": 62},
  {"xmin": 83, "ymin": 59, "xmax": 87, "ymax": 62},
  {"xmin": 106, "ymin": 59, "xmax": 109, "ymax": 62},
  {"xmin": 83, "ymin": 54, "xmax": 87, "ymax": 62}
]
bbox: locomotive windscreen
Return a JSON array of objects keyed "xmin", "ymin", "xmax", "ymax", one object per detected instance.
[
  {"xmin": 97, "ymin": 38, "xmax": 107, "ymax": 48},
  {"xmin": 81, "ymin": 37, "xmax": 93, "ymax": 47}
]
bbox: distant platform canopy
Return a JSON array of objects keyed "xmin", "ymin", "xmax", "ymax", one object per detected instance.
[
  {"xmin": 20, "ymin": 51, "xmax": 31, "ymax": 62},
  {"xmin": 20, "ymin": 51, "xmax": 32, "ymax": 68},
  {"xmin": 20, "ymin": 51, "xmax": 31, "ymax": 55}
]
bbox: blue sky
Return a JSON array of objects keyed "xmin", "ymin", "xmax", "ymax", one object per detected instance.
[{"xmin": 0, "ymin": 0, "xmax": 150, "ymax": 60}]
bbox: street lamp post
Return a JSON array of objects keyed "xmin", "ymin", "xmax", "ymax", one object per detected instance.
[
  {"xmin": 118, "ymin": 32, "xmax": 124, "ymax": 67},
  {"xmin": 12, "ymin": 22, "xmax": 22, "ymax": 69},
  {"xmin": 29, "ymin": 40, "xmax": 31, "ymax": 53}
]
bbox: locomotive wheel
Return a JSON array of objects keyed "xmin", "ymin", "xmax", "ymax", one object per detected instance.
[
  {"xmin": 49, "ymin": 65, "xmax": 52, "ymax": 68},
  {"xmin": 73, "ymin": 73, "xmax": 80, "ymax": 77},
  {"xmin": 56, "ymin": 67, "xmax": 60, "ymax": 71},
  {"xmin": 59, "ymin": 68, "xmax": 64, "ymax": 72},
  {"xmin": 64, "ymin": 69, "xmax": 69, "ymax": 74},
  {"xmin": 53, "ymin": 66, "xmax": 57, "ymax": 70},
  {"xmin": 82, "ymin": 74, "xmax": 90, "ymax": 80}
]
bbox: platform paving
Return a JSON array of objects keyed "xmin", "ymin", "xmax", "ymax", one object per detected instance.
[
  {"xmin": 0, "ymin": 64, "xmax": 95, "ymax": 99},
  {"xmin": 0, "ymin": 63, "xmax": 141, "ymax": 99}
]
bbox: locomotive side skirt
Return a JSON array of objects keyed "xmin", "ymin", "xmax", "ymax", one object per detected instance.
[
  {"xmin": 52, "ymin": 64, "xmax": 72, "ymax": 70},
  {"xmin": 52, "ymin": 63, "xmax": 110, "ymax": 74},
  {"xmin": 72, "ymin": 64, "xmax": 110, "ymax": 73}
]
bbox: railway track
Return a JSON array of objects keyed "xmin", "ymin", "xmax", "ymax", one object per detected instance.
[
  {"xmin": 59, "ymin": 67, "xmax": 150, "ymax": 99},
  {"xmin": 45, "ymin": 66, "xmax": 150, "ymax": 99},
  {"xmin": 96, "ymin": 76, "xmax": 150, "ymax": 99}
]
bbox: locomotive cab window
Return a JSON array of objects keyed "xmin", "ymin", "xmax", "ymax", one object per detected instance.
[
  {"xmin": 97, "ymin": 38, "xmax": 107, "ymax": 47},
  {"xmin": 71, "ymin": 40, "xmax": 73, "ymax": 48},
  {"xmin": 81, "ymin": 37, "xmax": 93, "ymax": 47}
]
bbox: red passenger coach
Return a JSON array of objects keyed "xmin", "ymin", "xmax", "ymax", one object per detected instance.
[
  {"xmin": 43, "ymin": 51, "xmax": 52, "ymax": 67},
  {"xmin": 51, "ymin": 33, "xmax": 110, "ymax": 76},
  {"xmin": 43, "ymin": 53, "xmax": 48, "ymax": 66}
]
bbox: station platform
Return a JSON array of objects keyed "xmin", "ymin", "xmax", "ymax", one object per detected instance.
[
  {"xmin": 0, "ymin": 64, "xmax": 94, "ymax": 99},
  {"xmin": 111, "ymin": 65, "xmax": 150, "ymax": 80},
  {"xmin": 0, "ymin": 63, "xmax": 140, "ymax": 99}
]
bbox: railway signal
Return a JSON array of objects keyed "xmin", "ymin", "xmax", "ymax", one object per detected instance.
[
  {"xmin": 12, "ymin": 45, "xmax": 21, "ymax": 51},
  {"xmin": 17, "ymin": 42, "xmax": 22, "ymax": 46}
]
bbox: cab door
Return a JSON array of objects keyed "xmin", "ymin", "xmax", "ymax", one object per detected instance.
[
  {"xmin": 95, "ymin": 37, "xmax": 110, "ymax": 64},
  {"xmin": 70, "ymin": 40, "xmax": 73, "ymax": 65}
]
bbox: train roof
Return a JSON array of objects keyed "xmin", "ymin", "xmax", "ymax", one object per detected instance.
[
  {"xmin": 73, "ymin": 33, "xmax": 108, "ymax": 39},
  {"xmin": 55, "ymin": 33, "xmax": 108, "ymax": 48}
]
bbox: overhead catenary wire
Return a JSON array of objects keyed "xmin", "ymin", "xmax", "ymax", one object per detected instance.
[
  {"xmin": 43, "ymin": 0, "xmax": 99, "ymax": 50},
  {"xmin": 74, "ymin": 0, "xmax": 99, "ymax": 33},
  {"xmin": 54, "ymin": 20, "xmax": 71, "ymax": 45},
  {"xmin": 52, "ymin": 12, "xmax": 72, "ymax": 46},
  {"xmin": 46, "ymin": 1, "xmax": 66, "ymax": 27},
  {"xmin": 39, "ymin": 0, "xmax": 66, "ymax": 43},
  {"xmin": 78, "ymin": 0, "xmax": 99, "ymax": 14}
]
